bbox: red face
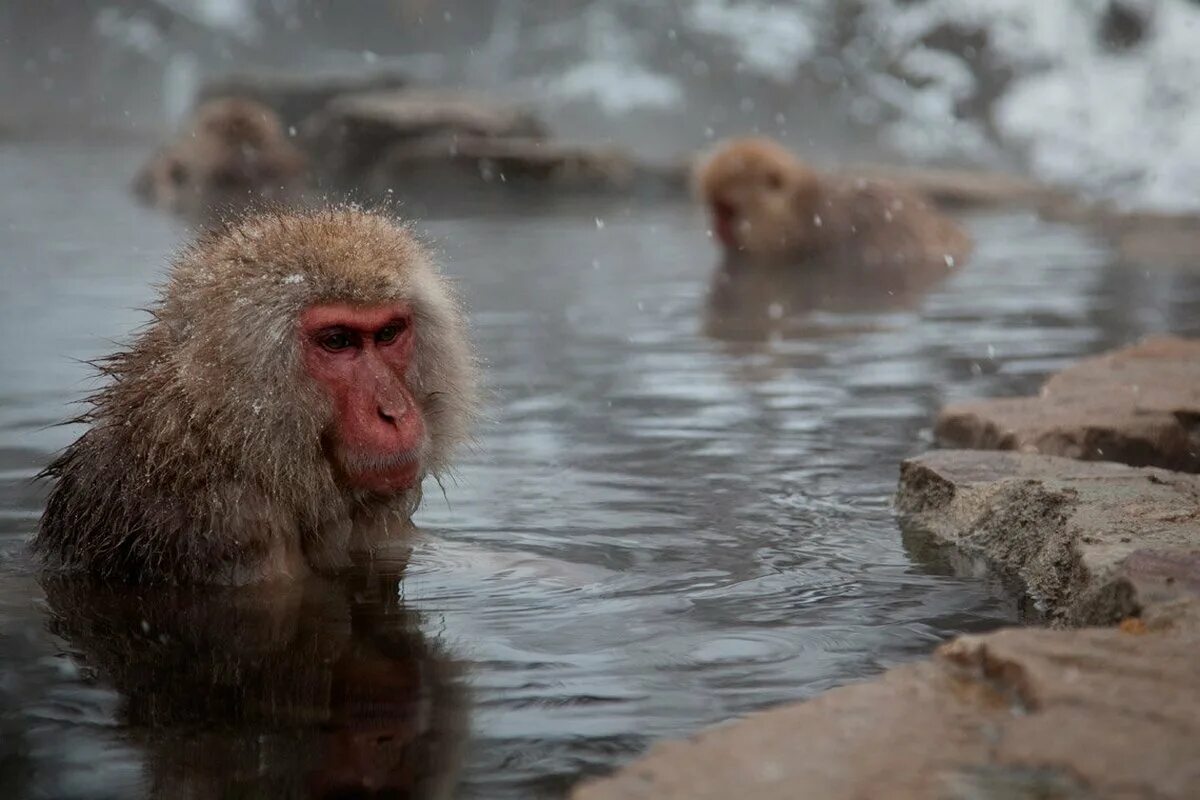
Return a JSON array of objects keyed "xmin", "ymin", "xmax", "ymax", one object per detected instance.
[{"xmin": 300, "ymin": 303, "xmax": 426, "ymax": 493}]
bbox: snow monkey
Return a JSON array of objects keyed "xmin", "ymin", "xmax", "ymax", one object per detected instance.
[
  {"xmin": 36, "ymin": 207, "xmax": 478, "ymax": 584},
  {"xmin": 133, "ymin": 97, "xmax": 308, "ymax": 214},
  {"xmin": 694, "ymin": 136, "xmax": 972, "ymax": 269}
]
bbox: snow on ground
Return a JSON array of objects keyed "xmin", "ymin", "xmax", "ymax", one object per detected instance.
[
  {"xmin": 853, "ymin": 0, "xmax": 1200, "ymax": 211},
  {"xmin": 687, "ymin": 0, "xmax": 821, "ymax": 81}
]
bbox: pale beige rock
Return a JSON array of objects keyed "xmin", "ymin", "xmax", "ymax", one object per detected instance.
[
  {"xmin": 366, "ymin": 135, "xmax": 688, "ymax": 196},
  {"xmin": 1105, "ymin": 212, "xmax": 1200, "ymax": 270},
  {"xmin": 197, "ymin": 67, "xmax": 410, "ymax": 130},
  {"xmin": 898, "ymin": 449, "xmax": 1200, "ymax": 625},
  {"xmin": 572, "ymin": 600, "xmax": 1200, "ymax": 800},
  {"xmin": 576, "ymin": 341, "xmax": 1200, "ymax": 800},
  {"xmin": 936, "ymin": 336, "xmax": 1200, "ymax": 472},
  {"xmin": 303, "ymin": 90, "xmax": 547, "ymax": 180},
  {"xmin": 1042, "ymin": 200, "xmax": 1200, "ymax": 269}
]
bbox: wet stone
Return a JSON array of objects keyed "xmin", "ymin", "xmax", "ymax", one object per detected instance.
[
  {"xmin": 197, "ymin": 66, "xmax": 410, "ymax": 131},
  {"xmin": 302, "ymin": 90, "xmax": 548, "ymax": 180},
  {"xmin": 897, "ymin": 449, "xmax": 1200, "ymax": 626},
  {"xmin": 365, "ymin": 135, "xmax": 689, "ymax": 198},
  {"xmin": 1105, "ymin": 212, "xmax": 1200, "ymax": 269},
  {"xmin": 935, "ymin": 336, "xmax": 1200, "ymax": 472},
  {"xmin": 572, "ymin": 599, "xmax": 1200, "ymax": 800}
]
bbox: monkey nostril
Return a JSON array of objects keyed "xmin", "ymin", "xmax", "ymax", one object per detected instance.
[{"xmin": 377, "ymin": 406, "xmax": 396, "ymax": 425}]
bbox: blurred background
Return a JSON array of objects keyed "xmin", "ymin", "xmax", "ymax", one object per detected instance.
[
  {"xmin": 2, "ymin": 3, "xmax": 1200, "ymax": 800},
  {"xmin": 3, "ymin": 0, "xmax": 1198, "ymax": 211}
]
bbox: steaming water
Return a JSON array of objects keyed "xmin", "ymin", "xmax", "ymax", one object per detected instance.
[{"xmin": 2, "ymin": 141, "xmax": 1199, "ymax": 800}]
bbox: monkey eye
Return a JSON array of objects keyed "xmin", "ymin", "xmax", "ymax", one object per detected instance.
[
  {"xmin": 374, "ymin": 319, "xmax": 407, "ymax": 344},
  {"xmin": 317, "ymin": 329, "xmax": 356, "ymax": 352},
  {"xmin": 168, "ymin": 160, "xmax": 189, "ymax": 186}
]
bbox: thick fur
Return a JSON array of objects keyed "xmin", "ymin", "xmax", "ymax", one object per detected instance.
[
  {"xmin": 694, "ymin": 136, "xmax": 972, "ymax": 267},
  {"xmin": 36, "ymin": 208, "xmax": 478, "ymax": 584},
  {"xmin": 133, "ymin": 98, "xmax": 308, "ymax": 214}
]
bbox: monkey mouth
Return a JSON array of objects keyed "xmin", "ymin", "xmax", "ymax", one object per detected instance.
[
  {"xmin": 337, "ymin": 446, "xmax": 426, "ymax": 492},
  {"xmin": 711, "ymin": 201, "xmax": 739, "ymax": 248}
]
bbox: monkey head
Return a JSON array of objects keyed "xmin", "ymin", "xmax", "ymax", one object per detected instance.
[
  {"xmin": 132, "ymin": 150, "xmax": 194, "ymax": 209},
  {"xmin": 694, "ymin": 136, "xmax": 824, "ymax": 260},
  {"xmin": 37, "ymin": 208, "xmax": 478, "ymax": 583},
  {"xmin": 133, "ymin": 98, "xmax": 308, "ymax": 214},
  {"xmin": 154, "ymin": 207, "xmax": 479, "ymax": 505},
  {"xmin": 193, "ymin": 97, "xmax": 284, "ymax": 150}
]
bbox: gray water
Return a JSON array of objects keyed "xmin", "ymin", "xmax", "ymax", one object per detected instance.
[{"xmin": 2, "ymin": 141, "xmax": 1199, "ymax": 800}]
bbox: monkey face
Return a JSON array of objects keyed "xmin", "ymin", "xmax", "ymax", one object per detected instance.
[
  {"xmin": 696, "ymin": 138, "xmax": 823, "ymax": 259},
  {"xmin": 300, "ymin": 302, "xmax": 429, "ymax": 494}
]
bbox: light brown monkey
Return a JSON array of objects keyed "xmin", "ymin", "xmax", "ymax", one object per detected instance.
[
  {"xmin": 36, "ymin": 207, "xmax": 478, "ymax": 584},
  {"xmin": 133, "ymin": 98, "xmax": 308, "ymax": 214},
  {"xmin": 694, "ymin": 136, "xmax": 972, "ymax": 268}
]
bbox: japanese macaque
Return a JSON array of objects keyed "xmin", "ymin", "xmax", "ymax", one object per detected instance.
[
  {"xmin": 35, "ymin": 207, "xmax": 478, "ymax": 584},
  {"xmin": 133, "ymin": 98, "xmax": 308, "ymax": 214},
  {"xmin": 694, "ymin": 137, "xmax": 972, "ymax": 268}
]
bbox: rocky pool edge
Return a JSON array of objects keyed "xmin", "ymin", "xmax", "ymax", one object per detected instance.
[{"xmin": 571, "ymin": 336, "xmax": 1200, "ymax": 800}]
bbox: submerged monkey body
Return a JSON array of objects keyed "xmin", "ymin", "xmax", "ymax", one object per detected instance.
[{"xmin": 36, "ymin": 209, "xmax": 477, "ymax": 584}]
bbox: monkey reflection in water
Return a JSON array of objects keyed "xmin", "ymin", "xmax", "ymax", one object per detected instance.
[
  {"xmin": 42, "ymin": 552, "xmax": 465, "ymax": 799},
  {"xmin": 694, "ymin": 137, "xmax": 973, "ymax": 342}
]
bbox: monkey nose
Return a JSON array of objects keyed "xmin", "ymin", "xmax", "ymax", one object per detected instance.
[{"xmin": 377, "ymin": 405, "xmax": 397, "ymax": 425}]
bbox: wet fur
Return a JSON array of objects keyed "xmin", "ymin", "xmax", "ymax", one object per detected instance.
[
  {"xmin": 35, "ymin": 207, "xmax": 478, "ymax": 584},
  {"xmin": 694, "ymin": 136, "xmax": 972, "ymax": 267}
]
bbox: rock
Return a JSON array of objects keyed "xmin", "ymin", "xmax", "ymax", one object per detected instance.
[
  {"xmin": 571, "ymin": 599, "xmax": 1200, "ymax": 800},
  {"xmin": 936, "ymin": 336, "xmax": 1200, "ymax": 472},
  {"xmin": 1105, "ymin": 212, "xmax": 1200, "ymax": 270},
  {"xmin": 1040, "ymin": 200, "xmax": 1200, "ymax": 269},
  {"xmin": 302, "ymin": 90, "xmax": 548, "ymax": 180},
  {"xmin": 897, "ymin": 450, "xmax": 1200, "ymax": 625},
  {"xmin": 196, "ymin": 66, "xmax": 410, "ymax": 131},
  {"xmin": 365, "ymin": 135, "xmax": 688, "ymax": 198},
  {"xmin": 841, "ymin": 163, "xmax": 1060, "ymax": 209}
]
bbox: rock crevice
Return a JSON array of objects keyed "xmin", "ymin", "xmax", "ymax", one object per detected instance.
[
  {"xmin": 936, "ymin": 336, "xmax": 1200, "ymax": 473},
  {"xmin": 899, "ymin": 450, "xmax": 1200, "ymax": 626},
  {"xmin": 573, "ymin": 601, "xmax": 1200, "ymax": 800}
]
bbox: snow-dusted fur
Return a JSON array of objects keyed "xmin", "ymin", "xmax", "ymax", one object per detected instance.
[{"xmin": 36, "ymin": 207, "xmax": 478, "ymax": 584}]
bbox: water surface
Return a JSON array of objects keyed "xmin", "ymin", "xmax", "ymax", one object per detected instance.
[{"xmin": 2, "ymin": 141, "xmax": 1199, "ymax": 799}]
